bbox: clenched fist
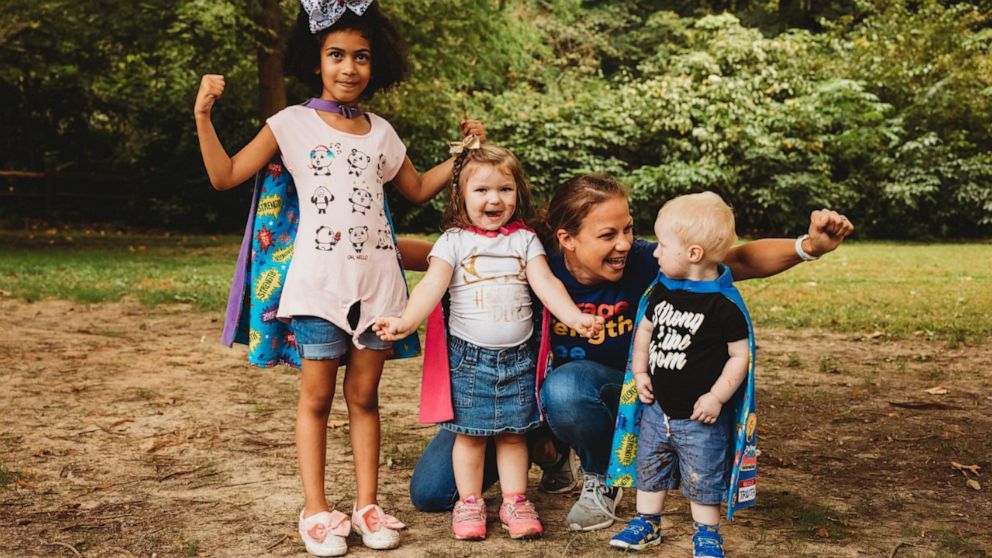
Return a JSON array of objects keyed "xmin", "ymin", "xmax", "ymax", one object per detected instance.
[{"xmin": 194, "ymin": 74, "xmax": 226, "ymax": 118}]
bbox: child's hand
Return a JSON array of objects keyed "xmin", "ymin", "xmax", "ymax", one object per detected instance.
[
  {"xmin": 372, "ymin": 316, "xmax": 415, "ymax": 341},
  {"xmin": 459, "ymin": 119, "xmax": 486, "ymax": 144},
  {"xmin": 571, "ymin": 314, "xmax": 605, "ymax": 339},
  {"xmin": 194, "ymin": 74, "xmax": 225, "ymax": 117},
  {"xmin": 634, "ymin": 373, "xmax": 654, "ymax": 404},
  {"xmin": 690, "ymin": 392, "xmax": 723, "ymax": 424}
]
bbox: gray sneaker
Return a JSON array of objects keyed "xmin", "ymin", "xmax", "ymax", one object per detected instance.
[
  {"xmin": 539, "ymin": 448, "xmax": 580, "ymax": 494},
  {"xmin": 565, "ymin": 473, "xmax": 623, "ymax": 531}
]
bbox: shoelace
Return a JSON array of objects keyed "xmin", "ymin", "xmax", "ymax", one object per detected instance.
[
  {"xmin": 454, "ymin": 503, "xmax": 484, "ymax": 523},
  {"xmin": 504, "ymin": 500, "xmax": 539, "ymax": 520},
  {"xmin": 581, "ymin": 476, "xmax": 623, "ymax": 521}
]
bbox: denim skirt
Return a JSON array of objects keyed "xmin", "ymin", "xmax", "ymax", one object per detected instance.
[{"xmin": 441, "ymin": 336, "xmax": 541, "ymax": 437}]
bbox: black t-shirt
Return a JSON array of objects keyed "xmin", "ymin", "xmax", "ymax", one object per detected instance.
[{"xmin": 645, "ymin": 282, "xmax": 749, "ymax": 419}]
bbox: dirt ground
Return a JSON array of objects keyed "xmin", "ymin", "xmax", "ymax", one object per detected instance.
[{"xmin": 1, "ymin": 298, "xmax": 990, "ymax": 558}]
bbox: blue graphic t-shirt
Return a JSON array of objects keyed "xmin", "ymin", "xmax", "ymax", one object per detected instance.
[{"xmin": 547, "ymin": 239, "xmax": 658, "ymax": 368}]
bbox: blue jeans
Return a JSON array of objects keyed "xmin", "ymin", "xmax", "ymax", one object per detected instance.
[
  {"xmin": 408, "ymin": 358, "xmax": 624, "ymax": 511},
  {"xmin": 637, "ymin": 401, "xmax": 730, "ymax": 505},
  {"xmin": 539, "ymin": 359, "xmax": 624, "ymax": 476}
]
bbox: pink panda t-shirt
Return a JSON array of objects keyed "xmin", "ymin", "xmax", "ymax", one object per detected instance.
[{"xmin": 266, "ymin": 105, "xmax": 408, "ymax": 347}]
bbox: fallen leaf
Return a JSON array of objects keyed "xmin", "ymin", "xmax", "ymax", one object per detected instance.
[
  {"xmin": 867, "ymin": 331, "xmax": 884, "ymax": 339},
  {"xmin": 967, "ymin": 479, "xmax": 981, "ymax": 491},
  {"xmin": 923, "ymin": 386, "xmax": 949, "ymax": 395},
  {"xmin": 951, "ymin": 462, "xmax": 981, "ymax": 475},
  {"xmin": 815, "ymin": 527, "xmax": 829, "ymax": 538}
]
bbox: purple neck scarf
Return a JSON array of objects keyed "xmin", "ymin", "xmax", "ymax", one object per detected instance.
[{"xmin": 303, "ymin": 97, "xmax": 363, "ymax": 119}]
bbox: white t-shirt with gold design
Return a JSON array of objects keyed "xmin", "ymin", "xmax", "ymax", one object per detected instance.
[{"xmin": 429, "ymin": 227, "xmax": 546, "ymax": 348}]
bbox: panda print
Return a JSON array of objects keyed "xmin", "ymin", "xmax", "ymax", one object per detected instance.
[
  {"xmin": 314, "ymin": 226, "xmax": 341, "ymax": 251},
  {"xmin": 349, "ymin": 187, "xmax": 373, "ymax": 215},
  {"xmin": 375, "ymin": 228, "xmax": 392, "ymax": 250},
  {"xmin": 349, "ymin": 226, "xmax": 369, "ymax": 253},
  {"xmin": 308, "ymin": 143, "xmax": 341, "ymax": 176},
  {"xmin": 310, "ymin": 186, "xmax": 334, "ymax": 214},
  {"xmin": 347, "ymin": 148, "xmax": 371, "ymax": 177}
]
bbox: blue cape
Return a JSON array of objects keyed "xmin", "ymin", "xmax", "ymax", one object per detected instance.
[{"xmin": 605, "ymin": 266, "xmax": 757, "ymax": 520}]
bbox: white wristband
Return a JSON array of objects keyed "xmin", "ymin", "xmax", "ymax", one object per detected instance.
[{"xmin": 795, "ymin": 234, "xmax": 819, "ymax": 261}]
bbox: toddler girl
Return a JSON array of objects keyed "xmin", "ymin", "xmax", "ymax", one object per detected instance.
[
  {"xmin": 193, "ymin": 1, "xmax": 483, "ymax": 555},
  {"xmin": 374, "ymin": 144, "xmax": 604, "ymax": 541}
]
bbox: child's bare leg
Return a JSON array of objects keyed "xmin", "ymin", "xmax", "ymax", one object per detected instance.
[
  {"xmin": 690, "ymin": 501, "xmax": 720, "ymax": 526},
  {"xmin": 343, "ymin": 347, "xmax": 388, "ymax": 509},
  {"xmin": 636, "ymin": 489, "xmax": 667, "ymax": 515},
  {"xmin": 452, "ymin": 434, "xmax": 488, "ymax": 500},
  {"xmin": 297, "ymin": 357, "xmax": 340, "ymax": 516},
  {"xmin": 494, "ymin": 433, "xmax": 529, "ymax": 496}
]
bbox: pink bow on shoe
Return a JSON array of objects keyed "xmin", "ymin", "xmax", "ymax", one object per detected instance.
[
  {"xmin": 305, "ymin": 510, "xmax": 351, "ymax": 542},
  {"xmin": 353, "ymin": 504, "xmax": 406, "ymax": 532}
]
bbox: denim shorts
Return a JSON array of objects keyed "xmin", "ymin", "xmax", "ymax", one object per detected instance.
[
  {"xmin": 636, "ymin": 401, "xmax": 730, "ymax": 505},
  {"xmin": 440, "ymin": 336, "xmax": 541, "ymax": 437},
  {"xmin": 290, "ymin": 315, "xmax": 392, "ymax": 360}
]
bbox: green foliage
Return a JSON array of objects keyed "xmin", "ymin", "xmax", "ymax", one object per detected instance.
[{"xmin": 0, "ymin": 0, "xmax": 989, "ymax": 237}]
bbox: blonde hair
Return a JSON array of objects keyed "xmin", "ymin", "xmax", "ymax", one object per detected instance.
[
  {"xmin": 441, "ymin": 144, "xmax": 534, "ymax": 230},
  {"xmin": 657, "ymin": 192, "xmax": 737, "ymax": 261}
]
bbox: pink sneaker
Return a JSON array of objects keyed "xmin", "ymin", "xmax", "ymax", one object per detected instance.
[
  {"xmin": 452, "ymin": 496, "xmax": 487, "ymax": 540},
  {"xmin": 499, "ymin": 494, "xmax": 543, "ymax": 539}
]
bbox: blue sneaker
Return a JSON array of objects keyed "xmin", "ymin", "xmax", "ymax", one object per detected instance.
[
  {"xmin": 692, "ymin": 523, "xmax": 724, "ymax": 558},
  {"xmin": 608, "ymin": 514, "xmax": 661, "ymax": 551}
]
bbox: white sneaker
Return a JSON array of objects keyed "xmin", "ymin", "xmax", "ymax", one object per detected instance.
[
  {"xmin": 565, "ymin": 473, "xmax": 623, "ymax": 531},
  {"xmin": 352, "ymin": 503, "xmax": 405, "ymax": 550},
  {"xmin": 298, "ymin": 510, "xmax": 349, "ymax": 557}
]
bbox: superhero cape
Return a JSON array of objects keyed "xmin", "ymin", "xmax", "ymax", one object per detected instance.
[
  {"xmin": 605, "ymin": 266, "xmax": 757, "ymax": 520},
  {"xmin": 417, "ymin": 225, "xmax": 553, "ymax": 424},
  {"xmin": 220, "ymin": 156, "xmax": 421, "ymax": 367}
]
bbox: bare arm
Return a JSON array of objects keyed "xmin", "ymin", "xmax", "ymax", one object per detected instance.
[
  {"xmin": 390, "ymin": 120, "xmax": 487, "ymax": 204},
  {"xmin": 396, "ymin": 237, "xmax": 433, "ymax": 272},
  {"xmin": 193, "ymin": 75, "xmax": 278, "ymax": 191},
  {"xmin": 632, "ymin": 318, "xmax": 655, "ymax": 404},
  {"xmin": 373, "ymin": 257, "xmax": 454, "ymax": 340},
  {"xmin": 631, "ymin": 317, "xmax": 654, "ymax": 377},
  {"xmin": 724, "ymin": 209, "xmax": 855, "ymax": 280},
  {"xmin": 690, "ymin": 339, "xmax": 749, "ymax": 424},
  {"xmin": 525, "ymin": 255, "xmax": 604, "ymax": 338}
]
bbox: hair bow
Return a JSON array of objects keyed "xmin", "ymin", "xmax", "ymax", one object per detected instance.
[
  {"xmin": 301, "ymin": 0, "xmax": 374, "ymax": 34},
  {"xmin": 449, "ymin": 134, "xmax": 482, "ymax": 156}
]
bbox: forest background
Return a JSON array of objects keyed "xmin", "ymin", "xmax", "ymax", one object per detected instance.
[{"xmin": 1, "ymin": 0, "xmax": 990, "ymax": 239}]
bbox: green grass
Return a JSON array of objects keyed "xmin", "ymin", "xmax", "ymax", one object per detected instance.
[
  {"xmin": 0, "ymin": 230, "xmax": 237, "ymax": 311},
  {"xmin": 737, "ymin": 241, "xmax": 992, "ymax": 342},
  {"xmin": 1, "ymin": 231, "xmax": 989, "ymax": 342}
]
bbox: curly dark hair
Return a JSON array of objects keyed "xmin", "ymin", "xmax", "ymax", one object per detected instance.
[{"xmin": 283, "ymin": 4, "xmax": 409, "ymax": 100}]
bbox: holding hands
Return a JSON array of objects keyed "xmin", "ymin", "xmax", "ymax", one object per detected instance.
[
  {"xmin": 571, "ymin": 314, "xmax": 605, "ymax": 340},
  {"xmin": 373, "ymin": 316, "xmax": 416, "ymax": 342}
]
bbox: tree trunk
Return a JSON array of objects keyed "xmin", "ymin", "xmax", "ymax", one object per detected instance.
[{"xmin": 256, "ymin": 0, "xmax": 286, "ymax": 119}]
